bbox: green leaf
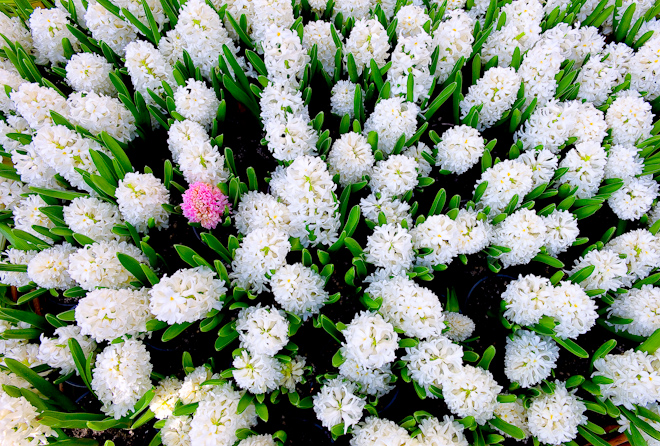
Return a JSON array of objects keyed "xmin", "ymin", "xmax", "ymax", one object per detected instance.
[
  {"xmin": 342, "ymin": 205, "xmax": 361, "ymax": 237},
  {"xmin": 68, "ymin": 338, "xmax": 94, "ymax": 394},
  {"xmin": 141, "ymin": 0, "xmax": 161, "ymax": 45},
  {"xmin": 590, "ymin": 339, "xmax": 616, "ymax": 372},
  {"xmin": 87, "ymin": 417, "xmax": 132, "ymax": 431},
  {"xmin": 73, "ymin": 233, "xmax": 96, "ymax": 246},
  {"xmin": 116, "ymin": 253, "xmax": 148, "ymax": 285},
  {"xmin": 318, "ymin": 315, "xmax": 343, "ymax": 343},
  {"xmin": 0, "ymin": 308, "xmax": 50, "ymax": 330},
  {"xmin": 16, "ymin": 288, "xmax": 48, "ymax": 305},
  {"xmin": 215, "ymin": 331, "xmax": 239, "ymax": 351},
  {"xmin": 399, "ymin": 338, "xmax": 419, "ymax": 348},
  {"xmin": 477, "ymin": 345, "xmax": 495, "ymax": 370},
  {"xmin": 225, "ymin": 12, "xmax": 254, "ymax": 49},
  {"xmin": 614, "ymin": 3, "xmax": 636, "ymax": 42},
  {"xmin": 131, "ymin": 409, "xmax": 155, "ymax": 429},
  {"xmin": 200, "ymin": 312, "xmax": 224, "ymax": 333},
  {"xmin": 638, "ymin": 327, "xmax": 660, "ymax": 354},
  {"xmin": 330, "ymin": 423, "xmax": 345, "ymax": 437},
  {"xmin": 101, "ymin": 132, "xmax": 132, "ymax": 176},
  {"xmin": 121, "ymin": 7, "xmax": 155, "ymax": 43},
  {"xmin": 489, "ymin": 416, "xmax": 526, "ymax": 439},
  {"xmin": 255, "ymin": 401, "xmax": 268, "ymax": 422},
  {"xmin": 201, "ymin": 233, "xmax": 232, "ymax": 263},
  {"xmin": 532, "ymin": 254, "xmax": 564, "ymax": 268},
  {"xmin": 28, "ymin": 187, "xmax": 87, "ymax": 201},
  {"xmin": 429, "ymin": 189, "xmax": 447, "ymax": 215},
  {"xmin": 497, "ymin": 394, "xmax": 517, "ymax": 403},
  {"xmin": 162, "ymin": 322, "xmax": 193, "ymax": 342},
  {"xmin": 344, "ymin": 237, "xmax": 363, "ymax": 257},
  {"xmin": 174, "ymin": 244, "xmax": 206, "ymax": 268},
  {"xmin": 237, "ymin": 392, "xmax": 255, "ymax": 414},
  {"xmin": 638, "ymin": 406, "xmax": 660, "ymax": 424},
  {"xmin": 424, "ymin": 82, "xmax": 456, "ymax": 121},
  {"xmin": 172, "ymin": 402, "xmax": 199, "ymax": 417},
  {"xmin": 463, "ymin": 351, "xmax": 480, "ymax": 362},
  {"xmin": 332, "ymin": 349, "xmax": 345, "ymax": 367},
  {"xmin": 569, "ymin": 265, "xmax": 595, "ymax": 284},
  {"xmin": 89, "ymin": 149, "xmax": 118, "ymax": 186},
  {"xmin": 1, "ymin": 328, "xmax": 41, "ymax": 339},
  {"xmin": 553, "ymin": 336, "xmax": 589, "ymax": 358},
  {"xmin": 585, "ymin": 401, "xmax": 607, "ymax": 415},
  {"xmin": 57, "ymin": 310, "xmax": 76, "ymax": 322},
  {"xmin": 578, "ymin": 426, "xmax": 611, "ymax": 446},
  {"xmin": 5, "ymin": 358, "xmax": 77, "ymax": 411},
  {"xmin": 38, "ymin": 411, "xmax": 106, "ymax": 429}
]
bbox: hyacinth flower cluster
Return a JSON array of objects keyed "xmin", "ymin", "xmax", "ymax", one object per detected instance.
[{"xmin": 3, "ymin": 0, "xmax": 660, "ymax": 445}]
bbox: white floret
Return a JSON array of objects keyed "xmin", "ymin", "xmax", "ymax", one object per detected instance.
[
  {"xmin": 75, "ymin": 288, "xmax": 153, "ymax": 342},
  {"xmin": 0, "ymin": 248, "xmax": 38, "ymax": 288},
  {"xmin": 149, "ymin": 266, "xmax": 227, "ymax": 325},
  {"xmin": 330, "ymin": 81, "xmax": 360, "ymax": 119},
  {"xmin": 476, "ymin": 159, "xmax": 534, "ymax": 215},
  {"xmin": 313, "ymin": 377, "xmax": 366, "ymax": 432},
  {"xmin": 443, "ymin": 313, "xmax": 476, "ymax": 342},
  {"xmin": 411, "ymin": 215, "xmax": 459, "ymax": 267},
  {"xmin": 491, "ymin": 209, "xmax": 547, "ymax": 267},
  {"xmin": 502, "ymin": 274, "xmax": 553, "ymax": 326},
  {"xmin": 67, "ymin": 91, "xmax": 137, "ymax": 143},
  {"xmin": 569, "ymin": 248, "xmax": 629, "ymax": 292},
  {"xmin": 65, "ymin": 52, "xmax": 116, "ymax": 96},
  {"xmin": 327, "ymin": 132, "xmax": 374, "ymax": 187},
  {"xmin": 116, "ymin": 172, "xmax": 170, "ymax": 232},
  {"xmin": 504, "ymin": 330, "xmax": 559, "ymax": 388},
  {"xmin": 608, "ymin": 285, "xmax": 660, "ymax": 337},
  {"xmin": 188, "ymin": 383, "xmax": 258, "ymax": 446},
  {"xmin": 236, "ymin": 304, "xmax": 289, "ymax": 355},
  {"xmin": 264, "ymin": 114, "xmax": 318, "ymax": 161},
  {"xmin": 558, "ymin": 141, "xmax": 607, "ymax": 199},
  {"xmin": 270, "ymin": 263, "xmax": 328, "ymax": 320},
  {"xmin": 442, "ymin": 364, "xmax": 502, "ymax": 425},
  {"xmin": 344, "ymin": 19, "xmax": 390, "ymax": 74},
  {"xmin": 527, "ymin": 381, "xmax": 587, "ymax": 445},
  {"xmin": 607, "ymin": 229, "xmax": 660, "ymax": 286},
  {"xmin": 29, "ymin": 7, "xmax": 79, "ymax": 65},
  {"xmin": 363, "ymin": 97, "xmax": 419, "ymax": 156},
  {"xmin": 435, "ymin": 125, "xmax": 485, "ymax": 175},
  {"xmin": 402, "ymin": 335, "xmax": 463, "ymax": 394},
  {"xmin": 63, "ymin": 197, "xmax": 125, "ymax": 243},
  {"xmin": 608, "ymin": 176, "xmax": 659, "ymax": 221},
  {"xmin": 460, "ymin": 67, "xmax": 521, "ymax": 130},
  {"xmin": 604, "ymin": 144, "xmax": 644, "ymax": 180},
  {"xmin": 232, "ymin": 350, "xmax": 283, "ymax": 394},
  {"xmin": 67, "ymin": 240, "xmax": 148, "ymax": 290},
  {"xmin": 229, "ymin": 227, "xmax": 291, "ymax": 294},
  {"xmin": 342, "ymin": 311, "xmax": 399, "ymax": 369},
  {"xmin": 365, "ymin": 223, "xmax": 415, "ymax": 275},
  {"xmin": 150, "ymin": 377, "xmax": 183, "ymax": 420},
  {"xmin": 370, "ymin": 154, "xmax": 419, "ymax": 199},
  {"xmin": 92, "ymin": 339, "xmax": 153, "ymax": 419},
  {"xmin": 37, "ymin": 325, "xmax": 96, "ymax": 375},
  {"xmin": 173, "ymin": 80, "xmax": 220, "ymax": 129},
  {"xmin": 27, "ymin": 242, "xmax": 77, "ymax": 290},
  {"xmin": 366, "ymin": 275, "xmax": 445, "ymax": 339},
  {"xmin": 542, "ymin": 210, "xmax": 579, "ymax": 256}
]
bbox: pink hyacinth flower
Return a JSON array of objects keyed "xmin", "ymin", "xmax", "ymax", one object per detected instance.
[{"xmin": 181, "ymin": 182, "xmax": 230, "ymax": 230}]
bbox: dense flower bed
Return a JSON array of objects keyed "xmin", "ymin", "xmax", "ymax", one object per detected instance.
[{"xmin": 0, "ymin": 0, "xmax": 660, "ymax": 445}]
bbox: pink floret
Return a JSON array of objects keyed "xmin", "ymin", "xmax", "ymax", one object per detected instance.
[{"xmin": 181, "ymin": 182, "xmax": 230, "ymax": 230}]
